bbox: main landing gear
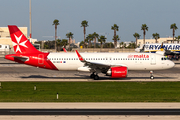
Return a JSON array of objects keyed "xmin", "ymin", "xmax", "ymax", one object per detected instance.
[
  {"xmin": 90, "ymin": 72, "xmax": 99, "ymax": 80},
  {"xmin": 150, "ymin": 71, "xmax": 154, "ymax": 80}
]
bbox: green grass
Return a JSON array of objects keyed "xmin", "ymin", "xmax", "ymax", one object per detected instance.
[{"xmin": 0, "ymin": 82, "xmax": 180, "ymax": 102}]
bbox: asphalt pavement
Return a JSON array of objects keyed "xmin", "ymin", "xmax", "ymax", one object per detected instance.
[{"xmin": 0, "ymin": 57, "xmax": 180, "ymax": 81}]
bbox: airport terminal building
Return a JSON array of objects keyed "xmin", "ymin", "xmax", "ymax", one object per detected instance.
[
  {"xmin": 0, "ymin": 27, "xmax": 28, "ymax": 49},
  {"xmin": 137, "ymin": 37, "xmax": 175, "ymax": 45}
]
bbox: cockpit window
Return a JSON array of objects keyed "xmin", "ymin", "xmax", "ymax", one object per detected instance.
[{"xmin": 161, "ymin": 57, "xmax": 167, "ymax": 60}]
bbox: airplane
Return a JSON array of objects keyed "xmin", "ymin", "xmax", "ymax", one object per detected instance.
[
  {"xmin": 135, "ymin": 43, "xmax": 180, "ymax": 55},
  {"xmin": 5, "ymin": 25, "xmax": 175, "ymax": 80}
]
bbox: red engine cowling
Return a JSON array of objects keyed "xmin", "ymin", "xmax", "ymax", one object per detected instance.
[{"xmin": 106, "ymin": 66, "xmax": 128, "ymax": 78}]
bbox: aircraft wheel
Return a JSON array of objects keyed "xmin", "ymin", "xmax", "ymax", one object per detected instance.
[
  {"xmin": 94, "ymin": 75, "xmax": 99, "ymax": 80},
  {"xmin": 150, "ymin": 76, "xmax": 154, "ymax": 80},
  {"xmin": 90, "ymin": 73, "xmax": 95, "ymax": 78}
]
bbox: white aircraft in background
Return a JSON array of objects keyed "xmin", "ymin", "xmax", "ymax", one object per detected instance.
[
  {"xmin": 135, "ymin": 43, "xmax": 180, "ymax": 55},
  {"xmin": 5, "ymin": 25, "xmax": 175, "ymax": 80}
]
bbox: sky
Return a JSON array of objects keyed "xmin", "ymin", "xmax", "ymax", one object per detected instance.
[{"xmin": 1, "ymin": 0, "xmax": 180, "ymax": 43}]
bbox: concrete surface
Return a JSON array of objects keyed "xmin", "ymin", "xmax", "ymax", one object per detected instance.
[
  {"xmin": 1, "ymin": 115, "xmax": 180, "ymax": 120},
  {"xmin": 0, "ymin": 103, "xmax": 180, "ymax": 109},
  {"xmin": 0, "ymin": 64, "xmax": 179, "ymax": 81}
]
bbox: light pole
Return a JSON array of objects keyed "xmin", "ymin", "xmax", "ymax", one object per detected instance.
[{"xmin": 29, "ymin": 0, "xmax": 32, "ymax": 39}]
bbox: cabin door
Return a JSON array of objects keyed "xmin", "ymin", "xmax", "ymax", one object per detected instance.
[
  {"xmin": 38, "ymin": 54, "xmax": 44, "ymax": 64},
  {"xmin": 151, "ymin": 55, "xmax": 156, "ymax": 65}
]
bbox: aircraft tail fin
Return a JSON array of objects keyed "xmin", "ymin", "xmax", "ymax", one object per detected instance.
[
  {"xmin": 8, "ymin": 25, "xmax": 41, "ymax": 54},
  {"xmin": 156, "ymin": 43, "xmax": 165, "ymax": 55},
  {"xmin": 160, "ymin": 43, "xmax": 164, "ymax": 51}
]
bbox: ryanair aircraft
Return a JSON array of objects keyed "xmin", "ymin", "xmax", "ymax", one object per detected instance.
[{"xmin": 135, "ymin": 43, "xmax": 180, "ymax": 55}]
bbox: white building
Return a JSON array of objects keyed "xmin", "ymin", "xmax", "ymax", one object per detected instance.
[{"xmin": 137, "ymin": 37, "xmax": 176, "ymax": 45}]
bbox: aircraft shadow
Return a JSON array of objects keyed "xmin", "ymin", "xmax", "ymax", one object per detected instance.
[{"xmin": 20, "ymin": 75, "xmax": 177, "ymax": 81}]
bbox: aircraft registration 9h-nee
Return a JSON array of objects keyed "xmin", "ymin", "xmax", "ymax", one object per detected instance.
[{"xmin": 5, "ymin": 25, "xmax": 175, "ymax": 80}]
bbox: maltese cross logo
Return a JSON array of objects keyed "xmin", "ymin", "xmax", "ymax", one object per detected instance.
[{"xmin": 12, "ymin": 34, "xmax": 28, "ymax": 53}]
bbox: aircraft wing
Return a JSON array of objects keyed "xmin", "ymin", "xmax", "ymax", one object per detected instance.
[{"xmin": 75, "ymin": 50, "xmax": 122, "ymax": 73}]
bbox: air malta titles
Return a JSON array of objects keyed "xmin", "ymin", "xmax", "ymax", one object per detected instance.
[{"xmin": 128, "ymin": 54, "xmax": 149, "ymax": 58}]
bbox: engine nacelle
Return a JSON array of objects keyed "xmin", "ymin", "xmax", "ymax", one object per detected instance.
[{"xmin": 106, "ymin": 66, "xmax": 128, "ymax": 78}]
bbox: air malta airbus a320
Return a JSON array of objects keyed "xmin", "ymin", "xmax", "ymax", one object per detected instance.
[{"xmin": 5, "ymin": 25, "xmax": 175, "ymax": 80}]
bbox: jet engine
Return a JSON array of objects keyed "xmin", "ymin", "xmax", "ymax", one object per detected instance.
[{"xmin": 106, "ymin": 66, "xmax": 128, "ymax": 78}]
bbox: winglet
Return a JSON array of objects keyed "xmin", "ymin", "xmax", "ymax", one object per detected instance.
[
  {"xmin": 75, "ymin": 50, "xmax": 84, "ymax": 61},
  {"xmin": 63, "ymin": 48, "xmax": 67, "ymax": 53}
]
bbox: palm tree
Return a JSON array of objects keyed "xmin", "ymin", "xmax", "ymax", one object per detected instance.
[
  {"xmin": 152, "ymin": 33, "xmax": 160, "ymax": 43},
  {"xmin": 112, "ymin": 35, "xmax": 120, "ymax": 47},
  {"xmin": 60, "ymin": 39, "xmax": 68, "ymax": 49},
  {"xmin": 86, "ymin": 34, "xmax": 93, "ymax": 48},
  {"xmin": 175, "ymin": 36, "xmax": 180, "ymax": 43},
  {"xmin": 133, "ymin": 32, "xmax": 141, "ymax": 47},
  {"xmin": 111, "ymin": 24, "xmax": 119, "ymax": 48},
  {"xmin": 79, "ymin": 41, "xmax": 85, "ymax": 47},
  {"xmin": 170, "ymin": 23, "xmax": 178, "ymax": 43},
  {"xmin": 66, "ymin": 32, "xmax": 74, "ymax": 50},
  {"xmin": 53, "ymin": 19, "xmax": 59, "ymax": 52},
  {"xmin": 56, "ymin": 39, "xmax": 61, "ymax": 51},
  {"xmin": 141, "ymin": 24, "xmax": 148, "ymax": 44},
  {"xmin": 98, "ymin": 35, "xmax": 106, "ymax": 48},
  {"xmin": 92, "ymin": 32, "xmax": 99, "ymax": 48},
  {"xmin": 120, "ymin": 42, "xmax": 124, "ymax": 48},
  {"xmin": 81, "ymin": 20, "xmax": 88, "ymax": 48}
]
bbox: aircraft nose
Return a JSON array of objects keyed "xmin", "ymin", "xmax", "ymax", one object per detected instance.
[{"xmin": 167, "ymin": 61, "xmax": 175, "ymax": 68}]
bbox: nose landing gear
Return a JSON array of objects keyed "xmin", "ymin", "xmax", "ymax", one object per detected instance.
[{"xmin": 150, "ymin": 71, "xmax": 154, "ymax": 80}]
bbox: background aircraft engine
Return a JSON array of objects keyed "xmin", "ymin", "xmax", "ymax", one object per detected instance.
[{"xmin": 106, "ymin": 66, "xmax": 128, "ymax": 78}]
